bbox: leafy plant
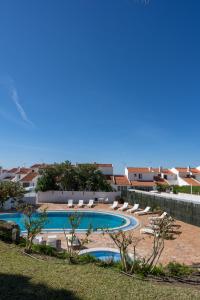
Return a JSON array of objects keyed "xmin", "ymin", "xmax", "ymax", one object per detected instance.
[
  {"xmin": 165, "ymin": 262, "xmax": 193, "ymax": 277},
  {"xmin": 0, "ymin": 181, "xmax": 25, "ymax": 209},
  {"xmin": 36, "ymin": 161, "xmax": 113, "ymax": 192},
  {"xmin": 18, "ymin": 204, "xmax": 48, "ymax": 253}
]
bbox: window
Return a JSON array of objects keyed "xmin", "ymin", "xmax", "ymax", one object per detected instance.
[
  {"xmin": 139, "ymin": 174, "xmax": 142, "ymax": 179},
  {"xmin": 164, "ymin": 175, "xmax": 167, "ymax": 180}
]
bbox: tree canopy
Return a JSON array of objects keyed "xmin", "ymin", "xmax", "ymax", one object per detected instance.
[
  {"xmin": 36, "ymin": 161, "xmax": 113, "ymax": 192},
  {"xmin": 0, "ymin": 181, "xmax": 25, "ymax": 208}
]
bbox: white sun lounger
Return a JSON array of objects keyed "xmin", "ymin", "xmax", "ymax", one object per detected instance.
[
  {"xmin": 65, "ymin": 234, "xmax": 81, "ymax": 247},
  {"xmin": 140, "ymin": 227, "xmax": 154, "ymax": 235},
  {"xmin": 47, "ymin": 235, "xmax": 57, "ymax": 247},
  {"xmin": 67, "ymin": 199, "xmax": 74, "ymax": 208},
  {"xmin": 140, "ymin": 227, "xmax": 159, "ymax": 236},
  {"xmin": 149, "ymin": 211, "xmax": 167, "ymax": 221},
  {"xmin": 87, "ymin": 199, "xmax": 94, "ymax": 208},
  {"xmin": 33, "ymin": 236, "xmax": 43, "ymax": 245},
  {"xmin": 118, "ymin": 202, "xmax": 129, "ymax": 211},
  {"xmin": 110, "ymin": 201, "xmax": 118, "ymax": 210},
  {"xmin": 77, "ymin": 200, "xmax": 84, "ymax": 208},
  {"xmin": 127, "ymin": 204, "xmax": 139, "ymax": 213},
  {"xmin": 135, "ymin": 206, "xmax": 151, "ymax": 215}
]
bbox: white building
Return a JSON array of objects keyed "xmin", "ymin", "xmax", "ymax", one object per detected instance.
[{"xmin": 171, "ymin": 167, "xmax": 200, "ymax": 186}]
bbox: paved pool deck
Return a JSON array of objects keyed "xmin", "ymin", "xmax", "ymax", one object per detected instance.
[{"xmin": 38, "ymin": 203, "xmax": 200, "ymax": 266}]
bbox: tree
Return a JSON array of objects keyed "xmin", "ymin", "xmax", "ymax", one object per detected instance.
[
  {"xmin": 0, "ymin": 181, "xmax": 25, "ymax": 209},
  {"xmin": 36, "ymin": 164, "xmax": 62, "ymax": 191},
  {"xmin": 19, "ymin": 204, "xmax": 48, "ymax": 253},
  {"xmin": 64, "ymin": 212, "xmax": 92, "ymax": 263},
  {"xmin": 143, "ymin": 215, "xmax": 181, "ymax": 271},
  {"xmin": 36, "ymin": 161, "xmax": 113, "ymax": 192},
  {"xmin": 103, "ymin": 230, "xmax": 141, "ymax": 273}
]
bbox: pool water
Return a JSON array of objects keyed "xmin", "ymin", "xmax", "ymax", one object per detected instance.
[
  {"xmin": 0, "ymin": 211, "xmax": 133, "ymax": 232},
  {"xmin": 86, "ymin": 250, "xmax": 121, "ymax": 262}
]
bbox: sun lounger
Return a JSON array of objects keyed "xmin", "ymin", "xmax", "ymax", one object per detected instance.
[
  {"xmin": 149, "ymin": 212, "xmax": 167, "ymax": 221},
  {"xmin": 87, "ymin": 199, "xmax": 94, "ymax": 208},
  {"xmin": 140, "ymin": 227, "xmax": 155, "ymax": 235},
  {"xmin": 127, "ymin": 204, "xmax": 139, "ymax": 213},
  {"xmin": 65, "ymin": 234, "xmax": 81, "ymax": 247},
  {"xmin": 33, "ymin": 236, "xmax": 43, "ymax": 245},
  {"xmin": 67, "ymin": 199, "xmax": 74, "ymax": 208},
  {"xmin": 77, "ymin": 200, "xmax": 84, "ymax": 208},
  {"xmin": 47, "ymin": 235, "xmax": 57, "ymax": 248},
  {"xmin": 135, "ymin": 206, "xmax": 151, "ymax": 215},
  {"xmin": 110, "ymin": 201, "xmax": 118, "ymax": 210},
  {"xmin": 118, "ymin": 202, "xmax": 129, "ymax": 211}
]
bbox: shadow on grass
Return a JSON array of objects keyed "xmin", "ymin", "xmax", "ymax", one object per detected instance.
[{"xmin": 0, "ymin": 273, "xmax": 81, "ymax": 300}]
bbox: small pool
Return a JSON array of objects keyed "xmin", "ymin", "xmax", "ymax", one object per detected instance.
[
  {"xmin": 0, "ymin": 210, "xmax": 138, "ymax": 233},
  {"xmin": 80, "ymin": 248, "xmax": 121, "ymax": 262}
]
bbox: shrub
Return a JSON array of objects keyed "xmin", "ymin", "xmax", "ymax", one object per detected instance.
[
  {"xmin": 165, "ymin": 262, "xmax": 193, "ymax": 277},
  {"xmin": 32, "ymin": 244, "xmax": 57, "ymax": 256},
  {"xmin": 77, "ymin": 254, "xmax": 98, "ymax": 264}
]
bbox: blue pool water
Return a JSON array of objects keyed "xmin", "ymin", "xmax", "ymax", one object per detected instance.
[
  {"xmin": 0, "ymin": 211, "xmax": 136, "ymax": 232},
  {"xmin": 85, "ymin": 250, "xmax": 121, "ymax": 262}
]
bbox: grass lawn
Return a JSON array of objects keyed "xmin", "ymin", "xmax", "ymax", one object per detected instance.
[{"xmin": 0, "ymin": 241, "xmax": 200, "ymax": 300}]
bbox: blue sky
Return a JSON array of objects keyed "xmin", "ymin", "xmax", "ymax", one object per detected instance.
[{"xmin": 0, "ymin": 0, "xmax": 200, "ymax": 172}]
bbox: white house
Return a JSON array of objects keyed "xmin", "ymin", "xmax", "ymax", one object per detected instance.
[
  {"xmin": 160, "ymin": 168, "xmax": 178, "ymax": 185},
  {"xmin": 20, "ymin": 172, "xmax": 39, "ymax": 188},
  {"xmin": 125, "ymin": 167, "xmax": 159, "ymax": 181},
  {"xmin": 170, "ymin": 167, "xmax": 200, "ymax": 186}
]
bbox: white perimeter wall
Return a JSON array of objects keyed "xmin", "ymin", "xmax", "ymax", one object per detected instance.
[{"xmin": 37, "ymin": 191, "xmax": 121, "ymax": 204}]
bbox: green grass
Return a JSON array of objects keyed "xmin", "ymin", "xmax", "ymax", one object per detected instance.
[
  {"xmin": 173, "ymin": 185, "xmax": 200, "ymax": 195},
  {"xmin": 0, "ymin": 241, "xmax": 200, "ymax": 300}
]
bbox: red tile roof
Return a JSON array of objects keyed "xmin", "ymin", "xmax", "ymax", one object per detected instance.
[
  {"xmin": 175, "ymin": 168, "xmax": 189, "ymax": 173},
  {"xmin": 8, "ymin": 168, "xmax": 18, "ymax": 173},
  {"xmin": 16, "ymin": 168, "xmax": 31, "ymax": 175},
  {"xmin": 182, "ymin": 177, "xmax": 200, "ymax": 186},
  {"xmin": 94, "ymin": 163, "xmax": 113, "ymax": 167},
  {"xmin": 131, "ymin": 181, "xmax": 156, "ymax": 187},
  {"xmin": 161, "ymin": 169, "xmax": 174, "ymax": 175},
  {"xmin": 114, "ymin": 175, "xmax": 130, "ymax": 186},
  {"xmin": 20, "ymin": 172, "xmax": 38, "ymax": 182},
  {"xmin": 190, "ymin": 168, "xmax": 200, "ymax": 174},
  {"xmin": 127, "ymin": 167, "xmax": 152, "ymax": 173},
  {"xmin": 30, "ymin": 163, "xmax": 47, "ymax": 168}
]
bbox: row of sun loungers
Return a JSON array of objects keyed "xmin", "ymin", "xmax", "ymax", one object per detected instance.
[
  {"xmin": 110, "ymin": 201, "xmax": 151, "ymax": 215},
  {"xmin": 67, "ymin": 199, "xmax": 94, "ymax": 208},
  {"xmin": 140, "ymin": 212, "xmax": 168, "ymax": 235}
]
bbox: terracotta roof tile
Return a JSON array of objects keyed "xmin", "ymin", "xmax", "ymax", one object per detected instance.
[
  {"xmin": 20, "ymin": 172, "xmax": 38, "ymax": 182},
  {"xmin": 114, "ymin": 175, "xmax": 130, "ymax": 186},
  {"xmin": 131, "ymin": 181, "xmax": 156, "ymax": 187}
]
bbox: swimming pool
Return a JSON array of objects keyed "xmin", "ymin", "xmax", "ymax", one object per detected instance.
[
  {"xmin": 81, "ymin": 250, "xmax": 121, "ymax": 262},
  {"xmin": 0, "ymin": 210, "xmax": 138, "ymax": 233}
]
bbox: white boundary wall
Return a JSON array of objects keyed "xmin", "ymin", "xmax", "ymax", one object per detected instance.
[
  {"xmin": 132, "ymin": 190, "xmax": 200, "ymax": 204},
  {"xmin": 37, "ymin": 191, "xmax": 121, "ymax": 204}
]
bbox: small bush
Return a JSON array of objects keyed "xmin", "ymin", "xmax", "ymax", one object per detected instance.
[
  {"xmin": 165, "ymin": 262, "xmax": 193, "ymax": 277},
  {"xmin": 32, "ymin": 244, "xmax": 57, "ymax": 256},
  {"xmin": 150, "ymin": 264, "xmax": 165, "ymax": 276},
  {"xmin": 78, "ymin": 254, "xmax": 99, "ymax": 264}
]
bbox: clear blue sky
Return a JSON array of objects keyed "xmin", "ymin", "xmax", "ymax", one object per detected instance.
[{"xmin": 0, "ymin": 0, "xmax": 200, "ymax": 172}]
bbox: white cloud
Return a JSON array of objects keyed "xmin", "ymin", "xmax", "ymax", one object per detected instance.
[
  {"xmin": 0, "ymin": 77, "xmax": 35, "ymax": 127},
  {"xmin": 9, "ymin": 84, "xmax": 34, "ymax": 126}
]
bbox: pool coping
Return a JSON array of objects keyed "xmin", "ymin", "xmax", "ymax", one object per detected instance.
[
  {"xmin": 79, "ymin": 247, "xmax": 120, "ymax": 255},
  {"xmin": 0, "ymin": 209, "xmax": 139, "ymax": 234}
]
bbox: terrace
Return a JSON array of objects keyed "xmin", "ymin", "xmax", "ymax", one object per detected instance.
[{"xmin": 37, "ymin": 202, "xmax": 200, "ymax": 265}]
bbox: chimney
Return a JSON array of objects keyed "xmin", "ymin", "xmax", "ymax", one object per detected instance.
[
  {"xmin": 149, "ymin": 166, "xmax": 152, "ymax": 172},
  {"xmin": 159, "ymin": 166, "xmax": 162, "ymax": 173},
  {"xmin": 187, "ymin": 166, "xmax": 190, "ymax": 172}
]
